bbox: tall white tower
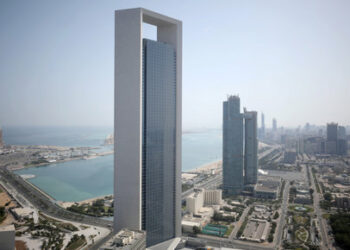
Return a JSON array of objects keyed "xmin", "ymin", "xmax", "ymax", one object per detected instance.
[{"xmin": 114, "ymin": 8, "xmax": 182, "ymax": 247}]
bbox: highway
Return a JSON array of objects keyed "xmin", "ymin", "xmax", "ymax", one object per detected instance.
[
  {"xmin": 275, "ymin": 181, "xmax": 289, "ymax": 249},
  {"xmin": 308, "ymin": 165, "xmax": 332, "ymax": 250},
  {"xmin": 185, "ymin": 235, "xmax": 274, "ymax": 250},
  {"xmin": 182, "ymin": 174, "xmax": 222, "ymax": 200},
  {"xmin": 182, "ymin": 146, "xmax": 280, "ymax": 201}
]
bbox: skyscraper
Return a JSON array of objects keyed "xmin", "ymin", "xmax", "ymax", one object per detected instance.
[
  {"xmin": 260, "ymin": 112, "xmax": 265, "ymax": 139},
  {"xmin": 223, "ymin": 95, "xmax": 244, "ymax": 195},
  {"xmin": 337, "ymin": 126, "xmax": 348, "ymax": 155},
  {"xmin": 326, "ymin": 123, "xmax": 338, "ymax": 154},
  {"xmin": 272, "ymin": 118, "xmax": 277, "ymax": 131},
  {"xmin": 0, "ymin": 127, "xmax": 3, "ymax": 147},
  {"xmin": 338, "ymin": 126, "xmax": 347, "ymax": 140},
  {"xmin": 114, "ymin": 8, "xmax": 182, "ymax": 247},
  {"xmin": 244, "ymin": 110, "xmax": 258, "ymax": 185},
  {"xmin": 327, "ymin": 123, "xmax": 338, "ymax": 141}
]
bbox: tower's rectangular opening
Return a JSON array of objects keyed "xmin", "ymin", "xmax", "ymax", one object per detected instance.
[{"xmin": 142, "ymin": 23, "xmax": 157, "ymax": 41}]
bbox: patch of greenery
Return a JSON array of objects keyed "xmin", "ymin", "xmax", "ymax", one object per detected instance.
[
  {"xmin": 236, "ymin": 217, "xmax": 248, "ymax": 238},
  {"xmin": 329, "ymin": 213, "xmax": 350, "ymax": 249},
  {"xmin": 0, "ymin": 206, "xmax": 6, "ymax": 223},
  {"xmin": 65, "ymin": 234, "xmax": 86, "ymax": 250},
  {"xmin": 268, "ymin": 221, "xmax": 277, "ymax": 242},
  {"xmin": 182, "ymin": 183, "xmax": 193, "ymax": 192},
  {"xmin": 67, "ymin": 199, "xmax": 113, "ymax": 217}
]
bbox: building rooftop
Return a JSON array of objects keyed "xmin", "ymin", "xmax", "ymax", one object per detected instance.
[{"xmin": 0, "ymin": 224, "xmax": 15, "ymax": 232}]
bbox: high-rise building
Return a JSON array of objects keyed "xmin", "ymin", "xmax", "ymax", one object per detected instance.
[
  {"xmin": 244, "ymin": 109, "xmax": 258, "ymax": 185},
  {"xmin": 327, "ymin": 123, "xmax": 338, "ymax": 142},
  {"xmin": 259, "ymin": 113, "xmax": 265, "ymax": 140},
  {"xmin": 337, "ymin": 126, "xmax": 348, "ymax": 155},
  {"xmin": 0, "ymin": 127, "xmax": 3, "ymax": 147},
  {"xmin": 223, "ymin": 95, "xmax": 244, "ymax": 195},
  {"xmin": 272, "ymin": 118, "xmax": 277, "ymax": 131},
  {"xmin": 114, "ymin": 8, "xmax": 182, "ymax": 247},
  {"xmin": 338, "ymin": 126, "xmax": 347, "ymax": 140},
  {"xmin": 326, "ymin": 123, "xmax": 338, "ymax": 154}
]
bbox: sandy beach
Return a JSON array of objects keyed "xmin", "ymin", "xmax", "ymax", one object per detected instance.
[
  {"xmin": 58, "ymin": 194, "xmax": 113, "ymax": 209},
  {"xmin": 188, "ymin": 160, "xmax": 222, "ymax": 174}
]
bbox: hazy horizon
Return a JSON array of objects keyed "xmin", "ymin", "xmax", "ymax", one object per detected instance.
[{"xmin": 1, "ymin": 0, "xmax": 350, "ymax": 129}]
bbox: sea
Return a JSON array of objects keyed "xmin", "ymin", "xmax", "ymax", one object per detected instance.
[{"xmin": 3, "ymin": 126, "xmax": 222, "ymax": 202}]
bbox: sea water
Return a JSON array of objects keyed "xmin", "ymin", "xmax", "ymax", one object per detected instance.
[{"xmin": 6, "ymin": 126, "xmax": 222, "ymax": 202}]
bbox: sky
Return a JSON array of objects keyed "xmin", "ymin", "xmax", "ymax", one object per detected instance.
[{"xmin": 1, "ymin": 0, "xmax": 349, "ymax": 129}]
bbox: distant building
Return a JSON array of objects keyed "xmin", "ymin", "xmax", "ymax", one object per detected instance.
[
  {"xmin": 338, "ymin": 126, "xmax": 347, "ymax": 140},
  {"xmin": 272, "ymin": 118, "xmax": 277, "ymax": 132},
  {"xmin": 259, "ymin": 113, "xmax": 265, "ymax": 140},
  {"xmin": 244, "ymin": 109, "xmax": 258, "ymax": 185},
  {"xmin": 325, "ymin": 141, "xmax": 337, "ymax": 155},
  {"xmin": 223, "ymin": 95, "xmax": 244, "ymax": 195},
  {"xmin": 337, "ymin": 126, "xmax": 348, "ymax": 155},
  {"xmin": 186, "ymin": 189, "xmax": 222, "ymax": 214},
  {"xmin": 101, "ymin": 229, "xmax": 146, "ymax": 250},
  {"xmin": 337, "ymin": 139, "xmax": 348, "ymax": 156},
  {"xmin": 186, "ymin": 189, "xmax": 204, "ymax": 214},
  {"xmin": 327, "ymin": 123, "xmax": 338, "ymax": 142},
  {"xmin": 294, "ymin": 194, "xmax": 312, "ymax": 205},
  {"xmin": 0, "ymin": 127, "xmax": 3, "ymax": 147},
  {"xmin": 304, "ymin": 137, "xmax": 325, "ymax": 154},
  {"xmin": 335, "ymin": 193, "xmax": 350, "ymax": 209},
  {"xmin": 0, "ymin": 225, "xmax": 15, "ymax": 250},
  {"xmin": 204, "ymin": 189, "xmax": 222, "ymax": 205},
  {"xmin": 254, "ymin": 176, "xmax": 281, "ymax": 200},
  {"xmin": 283, "ymin": 151, "xmax": 297, "ymax": 164}
]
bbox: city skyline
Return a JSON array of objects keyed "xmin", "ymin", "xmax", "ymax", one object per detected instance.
[{"xmin": 1, "ymin": 0, "xmax": 350, "ymax": 129}]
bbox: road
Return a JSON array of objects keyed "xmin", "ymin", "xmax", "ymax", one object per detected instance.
[
  {"xmin": 275, "ymin": 181, "xmax": 289, "ymax": 249},
  {"xmin": 307, "ymin": 165, "xmax": 332, "ymax": 250},
  {"xmin": 229, "ymin": 205, "xmax": 250, "ymax": 240},
  {"xmin": 182, "ymin": 146, "xmax": 280, "ymax": 201},
  {"xmin": 185, "ymin": 235, "xmax": 274, "ymax": 250},
  {"xmin": 182, "ymin": 174, "xmax": 222, "ymax": 200}
]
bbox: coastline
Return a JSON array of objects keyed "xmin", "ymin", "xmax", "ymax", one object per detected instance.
[
  {"xmin": 13, "ymin": 158, "xmax": 222, "ymax": 207},
  {"xmin": 58, "ymin": 194, "xmax": 113, "ymax": 209},
  {"xmin": 187, "ymin": 159, "xmax": 222, "ymax": 174},
  {"xmin": 8, "ymin": 150, "xmax": 113, "ymax": 171}
]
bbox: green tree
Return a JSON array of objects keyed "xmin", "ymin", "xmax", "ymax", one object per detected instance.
[
  {"xmin": 193, "ymin": 226, "xmax": 201, "ymax": 234},
  {"xmin": 324, "ymin": 192, "xmax": 332, "ymax": 201}
]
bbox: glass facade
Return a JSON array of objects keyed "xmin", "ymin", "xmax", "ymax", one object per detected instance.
[
  {"xmin": 244, "ymin": 111, "xmax": 258, "ymax": 185},
  {"xmin": 142, "ymin": 38, "xmax": 177, "ymax": 247},
  {"xmin": 223, "ymin": 96, "xmax": 244, "ymax": 195}
]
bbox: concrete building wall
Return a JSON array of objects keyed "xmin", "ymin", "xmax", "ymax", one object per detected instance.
[
  {"xmin": 186, "ymin": 190, "xmax": 204, "ymax": 214},
  {"xmin": 204, "ymin": 189, "xmax": 222, "ymax": 205}
]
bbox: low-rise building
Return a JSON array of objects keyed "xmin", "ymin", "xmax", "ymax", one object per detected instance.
[
  {"xmin": 204, "ymin": 189, "xmax": 222, "ymax": 205},
  {"xmin": 181, "ymin": 220, "xmax": 201, "ymax": 233},
  {"xmin": 283, "ymin": 151, "xmax": 297, "ymax": 164},
  {"xmin": 294, "ymin": 194, "xmax": 312, "ymax": 205},
  {"xmin": 240, "ymin": 219, "xmax": 270, "ymax": 242},
  {"xmin": 254, "ymin": 176, "xmax": 281, "ymax": 200},
  {"xmin": 186, "ymin": 189, "xmax": 204, "ymax": 214},
  {"xmin": 334, "ymin": 193, "xmax": 350, "ymax": 209},
  {"xmin": 186, "ymin": 189, "xmax": 222, "ymax": 214},
  {"xmin": 100, "ymin": 229, "xmax": 146, "ymax": 250}
]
